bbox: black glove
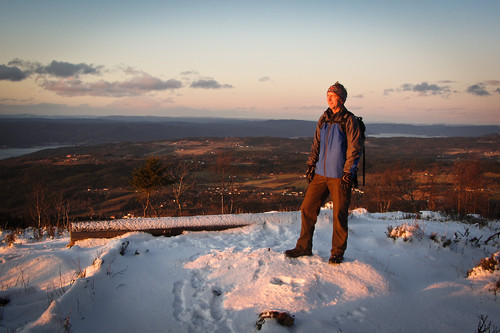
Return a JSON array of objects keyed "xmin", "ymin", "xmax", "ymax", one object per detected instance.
[
  {"xmin": 341, "ymin": 172, "xmax": 352, "ymax": 191},
  {"xmin": 306, "ymin": 165, "xmax": 315, "ymax": 183}
]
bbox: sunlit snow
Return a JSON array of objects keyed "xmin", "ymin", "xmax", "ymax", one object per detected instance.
[{"xmin": 1, "ymin": 209, "xmax": 499, "ymax": 333}]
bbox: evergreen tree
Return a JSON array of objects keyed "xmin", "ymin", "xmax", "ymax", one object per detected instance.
[{"xmin": 130, "ymin": 157, "xmax": 173, "ymax": 217}]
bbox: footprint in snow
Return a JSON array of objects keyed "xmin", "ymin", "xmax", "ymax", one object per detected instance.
[
  {"xmin": 335, "ymin": 306, "xmax": 368, "ymax": 323},
  {"xmin": 270, "ymin": 276, "xmax": 306, "ymax": 287}
]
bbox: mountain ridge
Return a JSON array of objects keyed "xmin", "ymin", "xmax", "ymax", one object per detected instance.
[{"xmin": 1, "ymin": 116, "xmax": 499, "ymax": 148}]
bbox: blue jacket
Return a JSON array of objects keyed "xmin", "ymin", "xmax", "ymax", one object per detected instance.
[{"xmin": 307, "ymin": 107, "xmax": 363, "ymax": 178}]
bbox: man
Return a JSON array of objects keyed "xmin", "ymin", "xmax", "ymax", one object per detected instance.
[{"xmin": 285, "ymin": 82, "xmax": 363, "ymax": 264}]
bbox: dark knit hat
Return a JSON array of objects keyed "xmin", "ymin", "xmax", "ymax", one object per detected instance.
[{"xmin": 327, "ymin": 82, "xmax": 347, "ymax": 102}]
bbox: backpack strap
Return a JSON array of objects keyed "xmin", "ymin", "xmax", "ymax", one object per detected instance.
[
  {"xmin": 321, "ymin": 109, "xmax": 349, "ymax": 129},
  {"xmin": 340, "ymin": 111, "xmax": 366, "ymax": 187}
]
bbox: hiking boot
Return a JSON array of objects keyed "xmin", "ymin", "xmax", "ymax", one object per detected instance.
[
  {"xmin": 328, "ymin": 255, "xmax": 343, "ymax": 265},
  {"xmin": 284, "ymin": 248, "xmax": 312, "ymax": 258}
]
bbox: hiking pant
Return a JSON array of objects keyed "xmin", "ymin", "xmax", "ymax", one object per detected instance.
[{"xmin": 295, "ymin": 175, "xmax": 351, "ymax": 257}]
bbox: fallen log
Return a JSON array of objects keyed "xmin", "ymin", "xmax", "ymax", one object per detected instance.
[
  {"xmin": 68, "ymin": 213, "xmax": 263, "ymax": 246},
  {"xmin": 69, "ymin": 224, "xmax": 250, "ymax": 246}
]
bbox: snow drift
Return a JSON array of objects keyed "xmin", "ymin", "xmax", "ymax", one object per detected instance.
[{"xmin": 1, "ymin": 209, "xmax": 499, "ymax": 333}]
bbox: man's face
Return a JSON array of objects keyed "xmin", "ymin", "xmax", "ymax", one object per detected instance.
[{"xmin": 327, "ymin": 92, "xmax": 343, "ymax": 111}]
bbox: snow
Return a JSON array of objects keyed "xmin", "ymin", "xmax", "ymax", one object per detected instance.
[
  {"xmin": 71, "ymin": 213, "xmax": 264, "ymax": 232},
  {"xmin": 1, "ymin": 208, "xmax": 499, "ymax": 333}
]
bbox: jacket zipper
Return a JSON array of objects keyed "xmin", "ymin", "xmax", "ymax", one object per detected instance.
[{"xmin": 323, "ymin": 123, "xmax": 332, "ymax": 175}]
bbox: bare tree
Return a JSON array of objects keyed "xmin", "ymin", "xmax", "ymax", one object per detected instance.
[
  {"xmin": 170, "ymin": 161, "xmax": 196, "ymax": 215},
  {"xmin": 26, "ymin": 182, "xmax": 49, "ymax": 229},
  {"xmin": 366, "ymin": 178, "xmax": 392, "ymax": 212},
  {"xmin": 385, "ymin": 165, "xmax": 417, "ymax": 204},
  {"xmin": 364, "ymin": 164, "xmax": 419, "ymax": 212},
  {"xmin": 54, "ymin": 192, "xmax": 71, "ymax": 231},
  {"xmin": 453, "ymin": 160, "xmax": 486, "ymax": 215},
  {"xmin": 215, "ymin": 151, "xmax": 234, "ymax": 214},
  {"xmin": 423, "ymin": 170, "xmax": 438, "ymax": 212}
]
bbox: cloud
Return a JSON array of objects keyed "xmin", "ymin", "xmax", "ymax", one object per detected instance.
[
  {"xmin": 120, "ymin": 66, "xmax": 143, "ymax": 76},
  {"xmin": 3, "ymin": 58, "xmax": 188, "ymax": 98},
  {"xmin": 7, "ymin": 58, "xmax": 101, "ymax": 78},
  {"xmin": 466, "ymin": 83, "xmax": 490, "ymax": 96},
  {"xmin": 464, "ymin": 80, "xmax": 500, "ymax": 96},
  {"xmin": 190, "ymin": 79, "xmax": 233, "ymax": 89},
  {"xmin": 482, "ymin": 80, "xmax": 500, "ymax": 94},
  {"xmin": 0, "ymin": 97, "xmax": 34, "ymax": 103},
  {"xmin": 119, "ymin": 75, "xmax": 182, "ymax": 92},
  {"xmin": 0, "ymin": 64, "xmax": 27, "ymax": 81},
  {"xmin": 44, "ymin": 60, "xmax": 100, "ymax": 77},
  {"xmin": 384, "ymin": 81, "xmax": 454, "ymax": 97},
  {"xmin": 483, "ymin": 80, "xmax": 500, "ymax": 86},
  {"xmin": 6, "ymin": 59, "xmax": 40, "ymax": 77},
  {"xmin": 181, "ymin": 71, "xmax": 234, "ymax": 89},
  {"xmin": 259, "ymin": 76, "xmax": 271, "ymax": 82},
  {"xmin": 383, "ymin": 88, "xmax": 394, "ymax": 96},
  {"xmin": 180, "ymin": 70, "xmax": 199, "ymax": 76},
  {"xmin": 389, "ymin": 80, "xmax": 500, "ymax": 97},
  {"xmin": 401, "ymin": 82, "xmax": 451, "ymax": 96},
  {"xmin": 41, "ymin": 75, "xmax": 183, "ymax": 97}
]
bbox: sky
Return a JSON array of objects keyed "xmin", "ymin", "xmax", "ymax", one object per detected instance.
[{"xmin": 0, "ymin": 0, "xmax": 499, "ymax": 125}]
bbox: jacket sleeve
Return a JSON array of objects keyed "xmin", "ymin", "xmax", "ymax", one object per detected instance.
[
  {"xmin": 306, "ymin": 116, "xmax": 323, "ymax": 167},
  {"xmin": 344, "ymin": 115, "xmax": 363, "ymax": 175}
]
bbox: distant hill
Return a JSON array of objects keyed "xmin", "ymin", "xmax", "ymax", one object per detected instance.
[
  {"xmin": 366, "ymin": 123, "xmax": 500, "ymax": 138},
  {"xmin": 0, "ymin": 116, "xmax": 499, "ymax": 148}
]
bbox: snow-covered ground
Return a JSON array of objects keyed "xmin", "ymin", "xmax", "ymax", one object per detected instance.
[{"xmin": 1, "ymin": 209, "xmax": 499, "ymax": 333}]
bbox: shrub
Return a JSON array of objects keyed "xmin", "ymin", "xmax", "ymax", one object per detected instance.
[
  {"xmin": 493, "ymin": 278, "xmax": 500, "ymax": 296},
  {"xmin": 477, "ymin": 315, "xmax": 500, "ymax": 333},
  {"xmin": 386, "ymin": 222, "xmax": 423, "ymax": 242},
  {"xmin": 466, "ymin": 253, "xmax": 500, "ymax": 297},
  {"xmin": 4, "ymin": 232, "xmax": 16, "ymax": 246},
  {"xmin": 468, "ymin": 253, "xmax": 500, "ymax": 277},
  {"xmin": 429, "ymin": 232, "xmax": 452, "ymax": 248}
]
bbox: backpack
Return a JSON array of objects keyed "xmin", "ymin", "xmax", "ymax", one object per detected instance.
[
  {"xmin": 323, "ymin": 110, "xmax": 366, "ymax": 187},
  {"xmin": 352, "ymin": 114, "xmax": 366, "ymax": 187}
]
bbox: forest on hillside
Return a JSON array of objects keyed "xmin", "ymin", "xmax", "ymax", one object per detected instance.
[{"xmin": 0, "ymin": 135, "xmax": 499, "ymax": 232}]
